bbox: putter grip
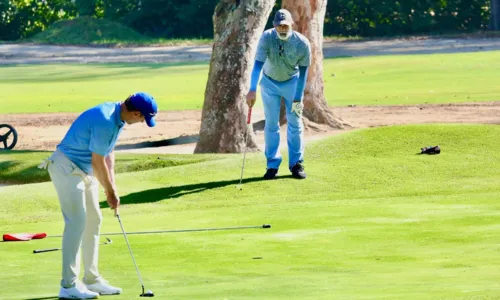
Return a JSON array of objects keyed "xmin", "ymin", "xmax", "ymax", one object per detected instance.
[
  {"xmin": 247, "ymin": 107, "xmax": 252, "ymax": 124},
  {"xmin": 33, "ymin": 248, "xmax": 60, "ymax": 254}
]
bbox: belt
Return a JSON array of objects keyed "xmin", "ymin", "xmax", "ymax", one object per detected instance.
[{"xmin": 263, "ymin": 73, "xmax": 296, "ymax": 83}]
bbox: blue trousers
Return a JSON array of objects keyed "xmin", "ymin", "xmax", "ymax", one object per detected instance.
[{"xmin": 260, "ymin": 74, "xmax": 304, "ymax": 171}]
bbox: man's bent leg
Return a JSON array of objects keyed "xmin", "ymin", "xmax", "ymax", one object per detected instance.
[
  {"xmin": 283, "ymin": 94, "xmax": 305, "ymax": 171},
  {"xmin": 261, "ymin": 76, "xmax": 283, "ymax": 170},
  {"xmin": 82, "ymin": 178, "xmax": 103, "ymax": 285},
  {"xmin": 48, "ymin": 160, "xmax": 87, "ymax": 289}
]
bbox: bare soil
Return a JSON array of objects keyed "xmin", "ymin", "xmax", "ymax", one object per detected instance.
[{"xmin": 3, "ymin": 102, "xmax": 500, "ymax": 154}]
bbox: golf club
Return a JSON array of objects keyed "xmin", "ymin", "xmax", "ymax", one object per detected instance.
[
  {"xmin": 237, "ymin": 107, "xmax": 252, "ymax": 190},
  {"xmin": 116, "ymin": 214, "xmax": 154, "ymax": 298},
  {"xmin": 48, "ymin": 224, "xmax": 271, "ymax": 238},
  {"xmin": 33, "ymin": 238, "xmax": 112, "ymax": 254}
]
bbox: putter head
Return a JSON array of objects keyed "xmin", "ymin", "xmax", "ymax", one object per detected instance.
[{"xmin": 140, "ymin": 290, "xmax": 154, "ymax": 297}]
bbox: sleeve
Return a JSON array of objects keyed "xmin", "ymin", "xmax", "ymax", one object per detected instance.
[
  {"xmin": 89, "ymin": 122, "xmax": 114, "ymax": 157},
  {"xmin": 297, "ymin": 39, "xmax": 312, "ymax": 67},
  {"xmin": 249, "ymin": 60, "xmax": 264, "ymax": 92},
  {"xmin": 294, "ymin": 66, "xmax": 309, "ymax": 101},
  {"xmin": 255, "ymin": 33, "xmax": 269, "ymax": 63}
]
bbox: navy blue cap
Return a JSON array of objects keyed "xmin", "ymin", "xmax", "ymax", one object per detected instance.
[
  {"xmin": 273, "ymin": 9, "xmax": 293, "ymax": 26},
  {"xmin": 129, "ymin": 92, "xmax": 158, "ymax": 127}
]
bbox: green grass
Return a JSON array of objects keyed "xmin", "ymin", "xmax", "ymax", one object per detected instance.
[
  {"xmin": 2, "ymin": 124, "xmax": 500, "ymax": 299},
  {"xmin": 0, "ymin": 151, "xmax": 222, "ymax": 184},
  {"xmin": 0, "ymin": 62, "xmax": 210, "ymax": 112},
  {"xmin": 326, "ymin": 51, "xmax": 500, "ymax": 106},
  {"xmin": 1, "ymin": 50, "xmax": 499, "ymax": 114},
  {"xmin": 23, "ymin": 17, "xmax": 212, "ymax": 47}
]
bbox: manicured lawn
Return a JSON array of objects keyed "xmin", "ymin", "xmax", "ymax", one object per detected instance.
[
  {"xmin": 2, "ymin": 124, "xmax": 500, "ymax": 299},
  {"xmin": 1, "ymin": 51, "xmax": 499, "ymax": 113}
]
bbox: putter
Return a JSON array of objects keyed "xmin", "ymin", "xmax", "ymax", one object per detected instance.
[
  {"xmin": 116, "ymin": 214, "xmax": 154, "ymax": 298},
  {"xmin": 33, "ymin": 238, "xmax": 112, "ymax": 254},
  {"xmin": 237, "ymin": 107, "xmax": 252, "ymax": 190}
]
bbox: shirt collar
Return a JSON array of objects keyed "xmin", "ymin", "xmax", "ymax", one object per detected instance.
[{"xmin": 115, "ymin": 102, "xmax": 125, "ymax": 128}]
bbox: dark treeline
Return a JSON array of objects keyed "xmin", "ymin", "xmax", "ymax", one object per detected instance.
[{"xmin": 0, "ymin": 0, "xmax": 494, "ymax": 41}]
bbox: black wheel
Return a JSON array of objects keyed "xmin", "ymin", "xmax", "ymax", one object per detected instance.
[{"xmin": 0, "ymin": 124, "xmax": 18, "ymax": 150}]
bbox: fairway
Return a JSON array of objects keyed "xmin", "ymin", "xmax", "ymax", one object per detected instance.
[
  {"xmin": 2, "ymin": 124, "xmax": 500, "ymax": 299},
  {"xmin": 1, "ymin": 50, "xmax": 499, "ymax": 114}
]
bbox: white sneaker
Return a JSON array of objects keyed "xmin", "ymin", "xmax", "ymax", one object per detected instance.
[
  {"xmin": 85, "ymin": 279, "xmax": 122, "ymax": 295},
  {"xmin": 59, "ymin": 284, "xmax": 99, "ymax": 299}
]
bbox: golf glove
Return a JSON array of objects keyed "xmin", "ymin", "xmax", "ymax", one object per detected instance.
[
  {"xmin": 291, "ymin": 101, "xmax": 303, "ymax": 117},
  {"xmin": 420, "ymin": 145, "xmax": 441, "ymax": 154}
]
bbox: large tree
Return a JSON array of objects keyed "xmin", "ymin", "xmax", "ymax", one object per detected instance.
[
  {"xmin": 490, "ymin": 0, "xmax": 500, "ymax": 30},
  {"xmin": 194, "ymin": 0, "xmax": 275, "ymax": 153},
  {"xmin": 281, "ymin": 0, "xmax": 350, "ymax": 129}
]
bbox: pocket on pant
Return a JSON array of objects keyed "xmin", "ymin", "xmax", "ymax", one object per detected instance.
[
  {"xmin": 48, "ymin": 160, "xmax": 75, "ymax": 177},
  {"xmin": 70, "ymin": 166, "xmax": 94, "ymax": 188}
]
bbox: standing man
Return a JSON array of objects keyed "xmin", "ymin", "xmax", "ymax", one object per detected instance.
[
  {"xmin": 246, "ymin": 8, "xmax": 311, "ymax": 180},
  {"xmin": 39, "ymin": 92, "xmax": 158, "ymax": 299}
]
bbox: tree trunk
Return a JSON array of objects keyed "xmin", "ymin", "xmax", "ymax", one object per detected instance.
[
  {"xmin": 194, "ymin": 0, "xmax": 275, "ymax": 153},
  {"xmin": 281, "ymin": 0, "xmax": 350, "ymax": 129},
  {"xmin": 489, "ymin": 0, "xmax": 500, "ymax": 30}
]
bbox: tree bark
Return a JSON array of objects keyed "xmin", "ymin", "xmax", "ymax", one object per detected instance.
[
  {"xmin": 489, "ymin": 0, "xmax": 500, "ymax": 31},
  {"xmin": 281, "ymin": 0, "xmax": 350, "ymax": 129},
  {"xmin": 194, "ymin": 0, "xmax": 275, "ymax": 153}
]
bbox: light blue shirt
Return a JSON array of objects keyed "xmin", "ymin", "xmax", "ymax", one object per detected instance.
[
  {"xmin": 57, "ymin": 102, "xmax": 125, "ymax": 174},
  {"xmin": 255, "ymin": 29, "xmax": 311, "ymax": 82}
]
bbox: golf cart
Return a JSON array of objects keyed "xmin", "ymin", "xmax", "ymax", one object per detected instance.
[{"xmin": 0, "ymin": 124, "xmax": 18, "ymax": 150}]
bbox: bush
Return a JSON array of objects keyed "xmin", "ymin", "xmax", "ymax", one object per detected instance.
[
  {"xmin": 0, "ymin": 0, "xmax": 77, "ymax": 40},
  {"xmin": 0, "ymin": 0, "xmax": 493, "ymax": 41}
]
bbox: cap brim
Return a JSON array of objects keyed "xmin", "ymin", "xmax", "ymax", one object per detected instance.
[
  {"xmin": 145, "ymin": 116, "xmax": 156, "ymax": 127},
  {"xmin": 274, "ymin": 20, "xmax": 292, "ymax": 26}
]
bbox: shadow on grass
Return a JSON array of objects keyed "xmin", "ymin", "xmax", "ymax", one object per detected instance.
[
  {"xmin": 0, "ymin": 150, "xmax": 51, "ymax": 154},
  {"xmin": 115, "ymin": 134, "xmax": 198, "ymax": 150},
  {"xmin": 22, "ymin": 297, "xmax": 58, "ymax": 300},
  {"xmin": 100, "ymin": 175, "xmax": 292, "ymax": 208},
  {"xmin": 0, "ymin": 160, "xmax": 50, "ymax": 184}
]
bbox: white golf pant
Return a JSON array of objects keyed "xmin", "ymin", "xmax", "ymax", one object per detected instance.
[{"xmin": 45, "ymin": 150, "xmax": 103, "ymax": 288}]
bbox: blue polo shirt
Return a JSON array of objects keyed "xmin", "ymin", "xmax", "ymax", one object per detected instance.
[
  {"xmin": 57, "ymin": 102, "xmax": 125, "ymax": 174},
  {"xmin": 255, "ymin": 29, "xmax": 311, "ymax": 82}
]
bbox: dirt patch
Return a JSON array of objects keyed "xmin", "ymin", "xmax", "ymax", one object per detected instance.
[{"xmin": 3, "ymin": 101, "xmax": 499, "ymax": 154}]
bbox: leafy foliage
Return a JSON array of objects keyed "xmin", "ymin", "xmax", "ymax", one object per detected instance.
[
  {"xmin": 0, "ymin": 0, "xmax": 77, "ymax": 40},
  {"xmin": 0, "ymin": 0, "xmax": 494, "ymax": 41}
]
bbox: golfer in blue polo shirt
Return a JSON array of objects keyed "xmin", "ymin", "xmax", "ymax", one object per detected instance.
[{"xmin": 39, "ymin": 92, "xmax": 158, "ymax": 299}]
